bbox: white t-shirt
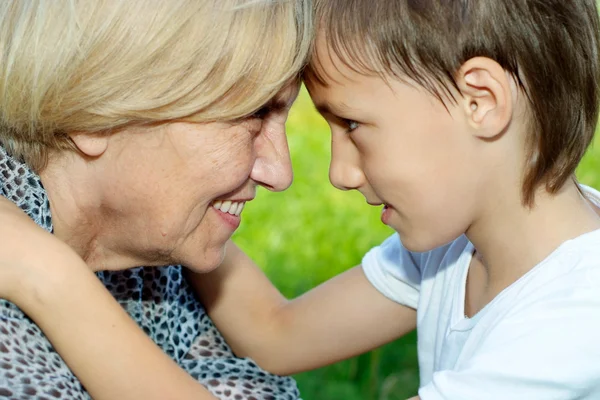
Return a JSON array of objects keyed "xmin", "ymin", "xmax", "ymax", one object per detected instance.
[{"xmin": 362, "ymin": 185, "xmax": 600, "ymax": 399}]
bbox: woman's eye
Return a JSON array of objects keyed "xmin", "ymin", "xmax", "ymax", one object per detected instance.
[
  {"xmin": 252, "ymin": 106, "xmax": 271, "ymax": 120},
  {"xmin": 341, "ymin": 118, "xmax": 360, "ymax": 133}
]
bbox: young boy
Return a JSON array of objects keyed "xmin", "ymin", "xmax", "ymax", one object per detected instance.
[
  {"xmin": 2, "ymin": 1, "xmax": 600, "ymax": 399},
  {"xmin": 190, "ymin": 0, "xmax": 600, "ymax": 398}
]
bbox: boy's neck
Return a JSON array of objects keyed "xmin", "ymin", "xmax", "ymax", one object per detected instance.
[{"xmin": 466, "ymin": 179, "xmax": 600, "ymax": 296}]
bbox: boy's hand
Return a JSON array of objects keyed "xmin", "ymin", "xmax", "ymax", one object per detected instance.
[
  {"xmin": 0, "ymin": 197, "xmax": 28, "ymax": 301},
  {"xmin": 0, "ymin": 197, "xmax": 83, "ymax": 304}
]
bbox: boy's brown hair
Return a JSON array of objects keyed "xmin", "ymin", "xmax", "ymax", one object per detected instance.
[{"xmin": 306, "ymin": 0, "xmax": 600, "ymax": 206}]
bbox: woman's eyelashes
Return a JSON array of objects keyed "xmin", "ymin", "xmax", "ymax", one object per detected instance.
[
  {"xmin": 251, "ymin": 97, "xmax": 292, "ymax": 121},
  {"xmin": 239, "ymin": 106, "xmax": 273, "ymax": 135},
  {"xmin": 252, "ymin": 106, "xmax": 272, "ymax": 120}
]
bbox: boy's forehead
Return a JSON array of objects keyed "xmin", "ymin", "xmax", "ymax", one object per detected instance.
[
  {"xmin": 308, "ymin": 34, "xmax": 367, "ymax": 88},
  {"xmin": 307, "ymin": 59, "xmax": 386, "ymax": 118}
]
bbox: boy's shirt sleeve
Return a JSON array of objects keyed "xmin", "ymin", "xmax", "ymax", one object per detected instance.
[
  {"xmin": 362, "ymin": 233, "xmax": 422, "ymax": 309},
  {"xmin": 418, "ymin": 266, "xmax": 600, "ymax": 400}
]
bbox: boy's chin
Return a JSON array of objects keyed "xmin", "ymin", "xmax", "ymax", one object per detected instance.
[
  {"xmin": 398, "ymin": 237, "xmax": 431, "ymax": 253},
  {"xmin": 397, "ymin": 229, "xmax": 458, "ymax": 253}
]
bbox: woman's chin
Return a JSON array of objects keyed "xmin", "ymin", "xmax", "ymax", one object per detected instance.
[{"xmin": 178, "ymin": 247, "xmax": 226, "ymax": 274}]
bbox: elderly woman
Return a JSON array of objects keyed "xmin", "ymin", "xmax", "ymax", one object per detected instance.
[{"xmin": 0, "ymin": 1, "xmax": 311, "ymax": 399}]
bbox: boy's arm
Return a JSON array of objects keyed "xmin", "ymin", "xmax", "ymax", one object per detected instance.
[
  {"xmin": 20, "ymin": 258, "xmax": 218, "ymax": 400},
  {"xmin": 187, "ymin": 240, "xmax": 417, "ymax": 376}
]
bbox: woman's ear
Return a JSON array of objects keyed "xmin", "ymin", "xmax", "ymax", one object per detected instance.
[
  {"xmin": 69, "ymin": 132, "xmax": 109, "ymax": 158},
  {"xmin": 456, "ymin": 57, "xmax": 513, "ymax": 139}
]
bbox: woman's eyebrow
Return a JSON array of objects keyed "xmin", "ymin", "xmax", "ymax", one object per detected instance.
[
  {"xmin": 270, "ymin": 98, "xmax": 292, "ymax": 111},
  {"xmin": 261, "ymin": 96, "xmax": 294, "ymax": 113}
]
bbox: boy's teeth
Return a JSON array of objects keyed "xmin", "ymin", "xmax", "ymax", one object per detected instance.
[{"xmin": 212, "ymin": 200, "xmax": 246, "ymax": 216}]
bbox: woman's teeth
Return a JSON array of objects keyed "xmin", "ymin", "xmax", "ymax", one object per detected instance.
[{"xmin": 212, "ymin": 200, "xmax": 245, "ymax": 216}]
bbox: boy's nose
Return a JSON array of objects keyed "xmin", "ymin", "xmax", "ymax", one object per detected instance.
[
  {"xmin": 329, "ymin": 137, "xmax": 365, "ymax": 191},
  {"xmin": 250, "ymin": 121, "xmax": 293, "ymax": 192}
]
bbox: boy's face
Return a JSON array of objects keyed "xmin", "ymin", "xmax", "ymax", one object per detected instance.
[{"xmin": 306, "ymin": 41, "xmax": 487, "ymax": 252}]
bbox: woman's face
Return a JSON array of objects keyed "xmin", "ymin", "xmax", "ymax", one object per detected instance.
[{"xmin": 92, "ymin": 84, "xmax": 300, "ymax": 272}]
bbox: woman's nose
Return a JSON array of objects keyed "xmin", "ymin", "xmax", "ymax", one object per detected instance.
[
  {"xmin": 250, "ymin": 122, "xmax": 293, "ymax": 192},
  {"xmin": 329, "ymin": 136, "xmax": 365, "ymax": 191}
]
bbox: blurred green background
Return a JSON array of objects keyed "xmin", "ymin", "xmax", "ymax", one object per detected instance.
[{"xmin": 232, "ymin": 88, "xmax": 600, "ymax": 400}]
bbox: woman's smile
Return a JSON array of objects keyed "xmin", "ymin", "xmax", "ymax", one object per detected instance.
[{"xmin": 212, "ymin": 198, "xmax": 252, "ymax": 229}]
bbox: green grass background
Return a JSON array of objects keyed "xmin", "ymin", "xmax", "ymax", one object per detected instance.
[{"xmin": 232, "ymin": 88, "xmax": 600, "ymax": 400}]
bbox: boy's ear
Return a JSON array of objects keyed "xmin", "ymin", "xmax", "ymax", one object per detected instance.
[
  {"xmin": 69, "ymin": 132, "xmax": 109, "ymax": 158},
  {"xmin": 456, "ymin": 57, "xmax": 513, "ymax": 139}
]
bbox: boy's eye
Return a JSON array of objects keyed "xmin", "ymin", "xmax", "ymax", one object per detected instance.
[{"xmin": 341, "ymin": 118, "xmax": 360, "ymax": 133}]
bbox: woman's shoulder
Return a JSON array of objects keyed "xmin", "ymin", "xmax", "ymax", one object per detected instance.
[{"xmin": 0, "ymin": 147, "xmax": 52, "ymax": 231}]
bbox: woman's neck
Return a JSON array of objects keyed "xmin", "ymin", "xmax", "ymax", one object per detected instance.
[{"xmin": 39, "ymin": 154, "xmax": 139, "ymax": 272}]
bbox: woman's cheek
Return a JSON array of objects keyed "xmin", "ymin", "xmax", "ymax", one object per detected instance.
[{"xmin": 223, "ymin": 141, "xmax": 256, "ymax": 183}]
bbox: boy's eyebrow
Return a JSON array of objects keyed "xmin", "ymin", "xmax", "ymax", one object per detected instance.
[{"xmin": 313, "ymin": 100, "xmax": 353, "ymax": 116}]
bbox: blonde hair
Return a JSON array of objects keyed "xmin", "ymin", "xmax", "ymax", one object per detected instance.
[{"xmin": 0, "ymin": 0, "xmax": 313, "ymax": 171}]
